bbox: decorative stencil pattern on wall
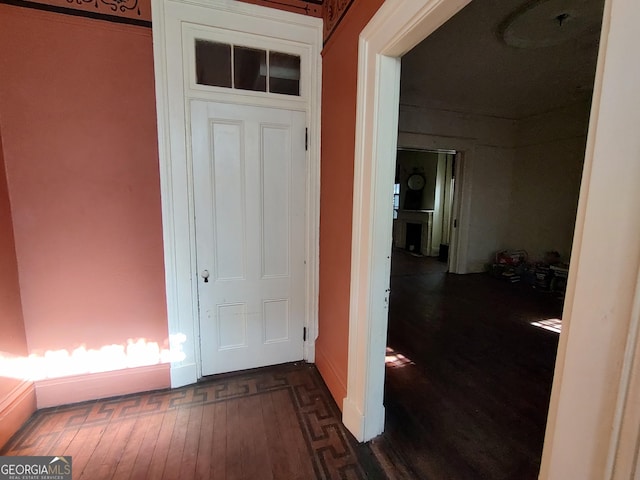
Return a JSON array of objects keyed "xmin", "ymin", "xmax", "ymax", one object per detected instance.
[
  {"xmin": 323, "ymin": 0, "xmax": 354, "ymax": 42},
  {"xmin": 67, "ymin": 0, "xmax": 146, "ymax": 16},
  {"xmin": 1, "ymin": 0, "xmax": 324, "ymax": 28},
  {"xmin": 1, "ymin": 0, "xmax": 151, "ymax": 26},
  {"xmin": 237, "ymin": 0, "xmax": 323, "ymax": 18}
]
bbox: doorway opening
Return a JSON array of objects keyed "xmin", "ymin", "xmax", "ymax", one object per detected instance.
[
  {"xmin": 372, "ymin": 0, "xmax": 604, "ymax": 477},
  {"xmin": 343, "ymin": 0, "xmax": 602, "ymax": 476},
  {"xmin": 393, "ymin": 148, "xmax": 457, "ymax": 268}
]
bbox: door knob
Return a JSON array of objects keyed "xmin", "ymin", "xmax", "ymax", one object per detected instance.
[{"xmin": 201, "ymin": 270, "xmax": 210, "ymax": 283}]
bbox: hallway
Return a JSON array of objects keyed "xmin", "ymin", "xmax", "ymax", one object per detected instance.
[
  {"xmin": 372, "ymin": 250, "xmax": 562, "ymax": 479},
  {"xmin": 2, "ymin": 363, "xmax": 383, "ymax": 479},
  {"xmin": 1, "ymin": 250, "xmax": 564, "ymax": 479}
]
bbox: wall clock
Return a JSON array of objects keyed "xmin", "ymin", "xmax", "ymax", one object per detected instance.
[{"xmin": 407, "ymin": 173, "xmax": 425, "ymax": 191}]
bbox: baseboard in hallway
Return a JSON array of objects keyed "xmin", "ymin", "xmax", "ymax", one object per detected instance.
[
  {"xmin": 0, "ymin": 380, "xmax": 36, "ymax": 450},
  {"xmin": 2, "ymin": 362, "xmax": 385, "ymax": 480},
  {"xmin": 315, "ymin": 344, "xmax": 348, "ymax": 409}
]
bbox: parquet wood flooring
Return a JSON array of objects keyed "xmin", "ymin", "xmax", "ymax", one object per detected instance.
[
  {"xmin": 371, "ymin": 250, "xmax": 562, "ymax": 480},
  {"xmin": 2, "ymin": 363, "xmax": 384, "ymax": 480}
]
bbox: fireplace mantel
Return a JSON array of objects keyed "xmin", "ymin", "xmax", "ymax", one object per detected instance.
[{"xmin": 394, "ymin": 210, "xmax": 434, "ymax": 256}]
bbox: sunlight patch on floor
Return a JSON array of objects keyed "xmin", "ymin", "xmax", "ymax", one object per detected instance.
[
  {"xmin": 530, "ymin": 318, "xmax": 562, "ymax": 334},
  {"xmin": 385, "ymin": 347, "xmax": 415, "ymax": 368}
]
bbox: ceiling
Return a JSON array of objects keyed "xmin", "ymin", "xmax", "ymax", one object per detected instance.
[{"xmin": 400, "ymin": 0, "xmax": 605, "ymax": 119}]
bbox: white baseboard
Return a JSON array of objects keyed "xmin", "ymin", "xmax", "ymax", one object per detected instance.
[
  {"xmin": 35, "ymin": 363, "xmax": 170, "ymax": 409},
  {"xmin": 0, "ymin": 380, "xmax": 36, "ymax": 449},
  {"xmin": 169, "ymin": 362, "xmax": 197, "ymax": 388},
  {"xmin": 342, "ymin": 396, "xmax": 366, "ymax": 442},
  {"xmin": 304, "ymin": 340, "xmax": 316, "ymax": 363},
  {"xmin": 342, "ymin": 395, "xmax": 385, "ymax": 443}
]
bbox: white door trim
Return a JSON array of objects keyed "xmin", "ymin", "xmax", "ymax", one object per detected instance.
[
  {"xmin": 347, "ymin": 1, "xmax": 640, "ymax": 479},
  {"xmin": 151, "ymin": 0, "xmax": 322, "ymax": 387},
  {"xmin": 343, "ymin": 0, "xmax": 471, "ymax": 443}
]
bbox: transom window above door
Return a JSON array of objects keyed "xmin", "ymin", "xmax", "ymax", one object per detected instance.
[{"xmin": 195, "ymin": 39, "xmax": 301, "ymax": 96}]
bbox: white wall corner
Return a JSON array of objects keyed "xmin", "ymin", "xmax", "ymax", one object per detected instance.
[
  {"xmin": 342, "ymin": 396, "xmax": 366, "ymax": 441},
  {"xmin": 342, "ymin": 395, "xmax": 386, "ymax": 442},
  {"xmin": 367, "ymin": 402, "xmax": 386, "ymax": 441},
  {"xmin": 346, "ymin": 0, "xmax": 475, "ymax": 446},
  {"xmin": 540, "ymin": 0, "xmax": 640, "ymax": 477},
  {"xmin": 304, "ymin": 339, "xmax": 316, "ymax": 363},
  {"xmin": 170, "ymin": 362, "xmax": 198, "ymax": 388}
]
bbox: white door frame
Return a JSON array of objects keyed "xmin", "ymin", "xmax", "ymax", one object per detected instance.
[
  {"xmin": 342, "ymin": 0, "xmax": 471, "ymax": 443},
  {"xmin": 151, "ymin": 0, "xmax": 322, "ymax": 387},
  {"xmin": 345, "ymin": 1, "xmax": 640, "ymax": 479}
]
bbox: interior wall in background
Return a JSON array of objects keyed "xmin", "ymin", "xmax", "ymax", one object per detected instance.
[
  {"xmin": 507, "ymin": 101, "xmax": 591, "ymax": 261},
  {"xmin": 396, "ymin": 149, "xmax": 438, "ymax": 211},
  {"xmin": 393, "ymin": 149, "xmax": 443, "ymax": 257},
  {"xmin": 398, "ymin": 104, "xmax": 517, "ymax": 272},
  {"xmin": 398, "ymin": 99, "xmax": 590, "ymax": 271},
  {"xmin": 0, "ymin": 6, "xmax": 170, "ymax": 408},
  {"xmin": 432, "ymin": 152, "xmax": 455, "ymax": 255},
  {"xmin": 0, "ymin": 124, "xmax": 36, "ymax": 449}
]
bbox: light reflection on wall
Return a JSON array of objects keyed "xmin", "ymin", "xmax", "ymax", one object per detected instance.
[{"xmin": 0, "ymin": 334, "xmax": 186, "ymax": 381}]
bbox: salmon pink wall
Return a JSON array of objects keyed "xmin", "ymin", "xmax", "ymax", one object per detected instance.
[
  {"xmin": 0, "ymin": 122, "xmax": 36, "ymax": 448},
  {"xmin": 0, "ymin": 6, "xmax": 169, "ymax": 406},
  {"xmin": 0, "ymin": 127, "xmax": 28, "ymax": 392},
  {"xmin": 316, "ymin": 0, "xmax": 385, "ymax": 406}
]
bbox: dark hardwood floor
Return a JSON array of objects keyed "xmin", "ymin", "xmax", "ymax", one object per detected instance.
[
  {"xmin": 370, "ymin": 250, "xmax": 562, "ymax": 479},
  {"xmin": 2, "ymin": 363, "xmax": 384, "ymax": 480}
]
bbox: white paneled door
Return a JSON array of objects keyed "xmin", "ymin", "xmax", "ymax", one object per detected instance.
[{"xmin": 192, "ymin": 101, "xmax": 306, "ymax": 376}]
